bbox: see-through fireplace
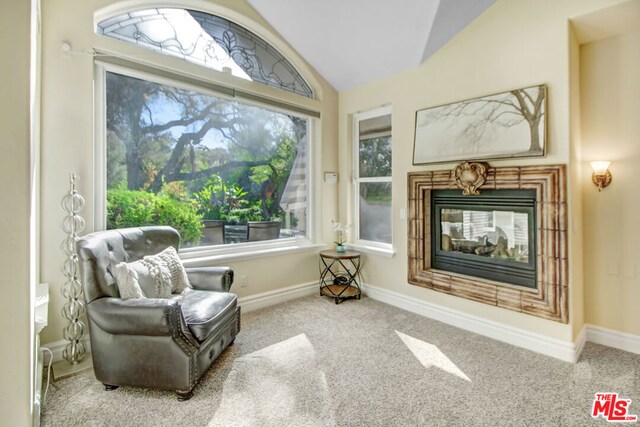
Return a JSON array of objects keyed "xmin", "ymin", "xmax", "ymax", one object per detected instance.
[{"xmin": 431, "ymin": 189, "xmax": 536, "ymax": 288}]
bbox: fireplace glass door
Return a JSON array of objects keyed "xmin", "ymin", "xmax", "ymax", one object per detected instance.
[{"xmin": 431, "ymin": 190, "xmax": 536, "ymax": 288}]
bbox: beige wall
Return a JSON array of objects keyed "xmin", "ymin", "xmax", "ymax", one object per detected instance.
[
  {"xmin": 338, "ymin": 0, "xmax": 628, "ymax": 342},
  {"xmin": 581, "ymin": 32, "xmax": 640, "ymax": 334},
  {"xmin": 0, "ymin": 0, "xmax": 35, "ymax": 424},
  {"xmin": 568, "ymin": 27, "xmax": 585, "ymax": 339},
  {"xmin": 39, "ymin": 0, "xmax": 338, "ymax": 345}
]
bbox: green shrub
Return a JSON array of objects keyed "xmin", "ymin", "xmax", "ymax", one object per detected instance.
[
  {"xmin": 224, "ymin": 204, "xmax": 264, "ymax": 225},
  {"xmin": 193, "ymin": 178, "xmax": 272, "ymax": 225},
  {"xmin": 193, "ymin": 179, "xmax": 249, "ymax": 220},
  {"xmin": 107, "ymin": 187, "xmax": 203, "ymax": 245}
]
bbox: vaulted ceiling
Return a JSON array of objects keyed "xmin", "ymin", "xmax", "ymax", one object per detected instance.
[{"xmin": 248, "ymin": 0, "xmax": 497, "ymax": 92}]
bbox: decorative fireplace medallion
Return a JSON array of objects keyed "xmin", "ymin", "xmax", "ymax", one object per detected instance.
[{"xmin": 407, "ymin": 164, "xmax": 568, "ymax": 323}]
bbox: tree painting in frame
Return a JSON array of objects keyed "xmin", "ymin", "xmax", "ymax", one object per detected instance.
[{"xmin": 413, "ymin": 85, "xmax": 546, "ymax": 164}]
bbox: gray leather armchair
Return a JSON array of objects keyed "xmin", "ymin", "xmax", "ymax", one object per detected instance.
[{"xmin": 76, "ymin": 226, "xmax": 240, "ymax": 400}]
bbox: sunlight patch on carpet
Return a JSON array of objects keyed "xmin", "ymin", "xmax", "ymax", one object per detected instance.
[
  {"xmin": 396, "ymin": 331, "xmax": 471, "ymax": 382},
  {"xmin": 208, "ymin": 333, "xmax": 335, "ymax": 426}
]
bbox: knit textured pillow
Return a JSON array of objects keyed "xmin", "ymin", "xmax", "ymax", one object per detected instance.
[
  {"xmin": 145, "ymin": 246, "xmax": 191, "ymax": 294},
  {"xmin": 113, "ymin": 246, "xmax": 191, "ymax": 299}
]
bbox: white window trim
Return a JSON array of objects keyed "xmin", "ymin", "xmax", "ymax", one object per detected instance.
[
  {"xmin": 352, "ymin": 105, "xmax": 394, "ymax": 254},
  {"xmin": 181, "ymin": 239, "xmax": 327, "ymax": 266},
  {"xmin": 347, "ymin": 242, "xmax": 395, "ymax": 258},
  {"xmin": 94, "ymin": 61, "xmax": 321, "ymax": 262}
]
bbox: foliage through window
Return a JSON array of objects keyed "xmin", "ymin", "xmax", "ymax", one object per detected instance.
[
  {"xmin": 354, "ymin": 110, "xmax": 392, "ymax": 245},
  {"xmin": 105, "ymin": 70, "xmax": 308, "ymax": 247}
]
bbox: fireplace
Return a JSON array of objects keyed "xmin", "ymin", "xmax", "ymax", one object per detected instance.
[
  {"xmin": 431, "ymin": 189, "xmax": 536, "ymax": 288},
  {"xmin": 407, "ymin": 164, "xmax": 568, "ymax": 323}
]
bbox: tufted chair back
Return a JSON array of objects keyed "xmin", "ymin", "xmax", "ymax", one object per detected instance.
[{"xmin": 76, "ymin": 226, "xmax": 180, "ymax": 303}]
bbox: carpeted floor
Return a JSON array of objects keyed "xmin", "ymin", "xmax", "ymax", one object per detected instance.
[{"xmin": 41, "ymin": 295, "xmax": 640, "ymax": 426}]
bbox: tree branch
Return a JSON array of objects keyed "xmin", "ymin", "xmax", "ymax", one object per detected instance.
[
  {"xmin": 521, "ymin": 89, "xmax": 535, "ymax": 107},
  {"xmin": 142, "ymin": 103, "xmax": 155, "ymax": 127},
  {"xmin": 164, "ymin": 160, "xmax": 270, "ymax": 182},
  {"xmin": 511, "ymin": 90, "xmax": 533, "ymax": 120},
  {"xmin": 142, "ymin": 107, "xmax": 211, "ymax": 134}
]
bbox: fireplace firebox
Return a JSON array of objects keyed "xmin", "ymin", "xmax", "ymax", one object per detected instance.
[{"xmin": 431, "ymin": 189, "xmax": 536, "ymax": 288}]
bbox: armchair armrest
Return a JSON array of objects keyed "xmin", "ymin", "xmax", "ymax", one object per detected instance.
[
  {"xmin": 89, "ymin": 297, "xmax": 193, "ymax": 343},
  {"xmin": 185, "ymin": 267, "xmax": 234, "ymax": 292}
]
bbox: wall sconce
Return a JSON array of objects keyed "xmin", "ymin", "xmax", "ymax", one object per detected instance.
[{"xmin": 591, "ymin": 161, "xmax": 612, "ymax": 191}]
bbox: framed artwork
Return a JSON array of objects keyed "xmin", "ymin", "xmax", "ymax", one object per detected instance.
[{"xmin": 413, "ymin": 84, "xmax": 546, "ymax": 164}]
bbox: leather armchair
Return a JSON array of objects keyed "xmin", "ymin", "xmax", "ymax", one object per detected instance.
[{"xmin": 76, "ymin": 226, "xmax": 240, "ymax": 400}]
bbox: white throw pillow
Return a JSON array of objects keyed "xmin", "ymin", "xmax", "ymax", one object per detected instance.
[
  {"xmin": 113, "ymin": 261, "xmax": 146, "ymax": 299},
  {"xmin": 145, "ymin": 246, "xmax": 191, "ymax": 294},
  {"xmin": 113, "ymin": 246, "xmax": 191, "ymax": 299}
]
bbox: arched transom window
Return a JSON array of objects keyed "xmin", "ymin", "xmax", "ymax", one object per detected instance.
[{"xmin": 96, "ymin": 8, "xmax": 313, "ymax": 98}]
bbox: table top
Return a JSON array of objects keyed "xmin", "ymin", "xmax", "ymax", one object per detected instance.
[{"xmin": 319, "ymin": 249, "xmax": 361, "ymax": 259}]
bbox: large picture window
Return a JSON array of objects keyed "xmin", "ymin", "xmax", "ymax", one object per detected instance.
[
  {"xmin": 354, "ymin": 107, "xmax": 392, "ymax": 246},
  {"xmin": 104, "ymin": 69, "xmax": 309, "ymax": 248}
]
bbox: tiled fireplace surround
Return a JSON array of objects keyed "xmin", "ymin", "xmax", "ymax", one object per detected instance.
[{"xmin": 407, "ymin": 165, "xmax": 568, "ymax": 323}]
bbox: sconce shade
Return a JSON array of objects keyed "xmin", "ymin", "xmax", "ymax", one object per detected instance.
[
  {"xmin": 590, "ymin": 161, "xmax": 612, "ymax": 191},
  {"xmin": 591, "ymin": 161, "xmax": 611, "ymax": 175}
]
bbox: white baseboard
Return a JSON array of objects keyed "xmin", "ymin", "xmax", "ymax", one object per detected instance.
[
  {"xmin": 363, "ymin": 284, "xmax": 582, "ymax": 363},
  {"xmin": 586, "ymin": 324, "xmax": 640, "ymax": 355},
  {"xmin": 41, "ymin": 337, "xmax": 92, "ymax": 366},
  {"xmin": 238, "ymin": 281, "xmax": 318, "ymax": 312},
  {"xmin": 574, "ymin": 325, "xmax": 587, "ymax": 360}
]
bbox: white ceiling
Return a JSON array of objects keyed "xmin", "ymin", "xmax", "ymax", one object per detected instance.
[{"xmin": 248, "ymin": 0, "xmax": 496, "ymax": 92}]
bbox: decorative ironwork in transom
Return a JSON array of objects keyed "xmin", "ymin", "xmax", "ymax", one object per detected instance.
[{"xmin": 96, "ymin": 8, "xmax": 313, "ymax": 98}]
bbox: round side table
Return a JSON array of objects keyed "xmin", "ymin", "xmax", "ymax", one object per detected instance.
[{"xmin": 319, "ymin": 250, "xmax": 362, "ymax": 304}]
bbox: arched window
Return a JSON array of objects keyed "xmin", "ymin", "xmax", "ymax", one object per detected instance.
[
  {"xmin": 96, "ymin": 8, "xmax": 313, "ymax": 98},
  {"xmin": 94, "ymin": 7, "xmax": 317, "ymax": 252}
]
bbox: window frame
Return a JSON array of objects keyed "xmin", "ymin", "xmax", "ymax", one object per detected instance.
[
  {"xmin": 94, "ymin": 60, "xmax": 322, "ymax": 263},
  {"xmin": 352, "ymin": 105, "xmax": 394, "ymax": 255}
]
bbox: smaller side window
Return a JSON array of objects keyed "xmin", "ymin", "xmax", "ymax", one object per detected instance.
[{"xmin": 354, "ymin": 108, "xmax": 392, "ymax": 245}]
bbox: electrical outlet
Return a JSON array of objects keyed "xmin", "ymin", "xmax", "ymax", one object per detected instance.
[{"xmin": 238, "ymin": 275, "xmax": 248, "ymax": 288}]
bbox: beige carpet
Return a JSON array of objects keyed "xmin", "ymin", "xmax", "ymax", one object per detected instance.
[
  {"xmin": 41, "ymin": 295, "xmax": 640, "ymax": 426},
  {"xmin": 208, "ymin": 334, "xmax": 334, "ymax": 426}
]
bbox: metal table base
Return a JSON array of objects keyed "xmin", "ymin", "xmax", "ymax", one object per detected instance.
[{"xmin": 319, "ymin": 250, "xmax": 362, "ymax": 304}]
